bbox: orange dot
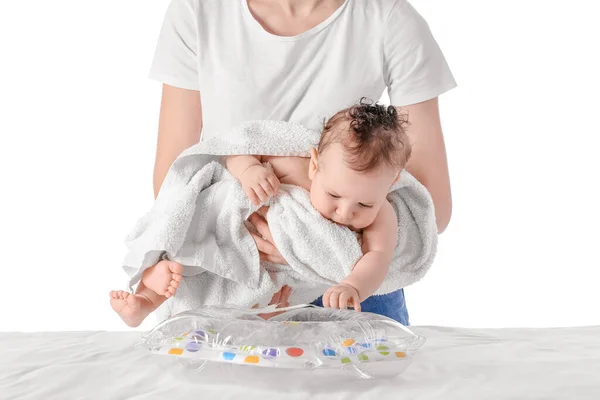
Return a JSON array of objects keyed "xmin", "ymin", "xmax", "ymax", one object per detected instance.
[
  {"xmin": 244, "ymin": 356, "xmax": 259, "ymax": 364},
  {"xmin": 395, "ymin": 352, "xmax": 406, "ymax": 358},
  {"xmin": 342, "ymin": 339, "xmax": 355, "ymax": 347},
  {"xmin": 168, "ymin": 348, "xmax": 183, "ymax": 355},
  {"xmin": 286, "ymin": 347, "xmax": 304, "ymax": 357}
]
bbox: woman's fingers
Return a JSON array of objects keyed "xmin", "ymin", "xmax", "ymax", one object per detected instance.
[
  {"xmin": 250, "ymin": 232, "xmax": 278, "ymax": 256},
  {"xmin": 248, "ymin": 212, "xmax": 274, "ymax": 243},
  {"xmin": 278, "ymin": 285, "xmax": 292, "ymax": 305}
]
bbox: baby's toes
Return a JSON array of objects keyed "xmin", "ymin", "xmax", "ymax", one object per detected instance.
[
  {"xmin": 170, "ymin": 280, "xmax": 179, "ymax": 289},
  {"xmin": 172, "ymin": 273, "xmax": 182, "ymax": 282}
]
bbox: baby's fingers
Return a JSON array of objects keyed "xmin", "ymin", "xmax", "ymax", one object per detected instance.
[
  {"xmin": 253, "ymin": 185, "xmax": 269, "ymax": 203},
  {"xmin": 352, "ymin": 296, "xmax": 361, "ymax": 312},
  {"xmin": 322, "ymin": 289, "xmax": 332, "ymax": 308},
  {"xmin": 328, "ymin": 291, "xmax": 340, "ymax": 309},
  {"xmin": 338, "ymin": 292, "xmax": 350, "ymax": 310},
  {"xmin": 267, "ymin": 175, "xmax": 280, "ymax": 194},
  {"xmin": 259, "ymin": 179, "xmax": 276, "ymax": 198},
  {"xmin": 243, "ymin": 186, "xmax": 260, "ymax": 206}
]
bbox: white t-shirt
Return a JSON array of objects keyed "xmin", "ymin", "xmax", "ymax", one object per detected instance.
[{"xmin": 149, "ymin": 0, "xmax": 456, "ymax": 141}]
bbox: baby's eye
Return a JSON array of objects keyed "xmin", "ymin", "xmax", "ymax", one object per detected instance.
[
  {"xmin": 359, "ymin": 203, "xmax": 373, "ymax": 208},
  {"xmin": 327, "ymin": 192, "xmax": 341, "ymax": 199}
]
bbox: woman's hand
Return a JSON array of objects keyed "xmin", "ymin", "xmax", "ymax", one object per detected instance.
[
  {"xmin": 254, "ymin": 285, "xmax": 292, "ymax": 320},
  {"xmin": 248, "ymin": 207, "xmax": 288, "ymax": 265}
]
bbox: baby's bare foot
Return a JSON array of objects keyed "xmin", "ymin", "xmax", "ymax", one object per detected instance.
[
  {"xmin": 142, "ymin": 260, "xmax": 183, "ymax": 298},
  {"xmin": 109, "ymin": 290, "xmax": 152, "ymax": 328}
]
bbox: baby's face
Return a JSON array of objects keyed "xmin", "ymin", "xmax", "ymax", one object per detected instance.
[{"xmin": 308, "ymin": 144, "xmax": 399, "ymax": 230}]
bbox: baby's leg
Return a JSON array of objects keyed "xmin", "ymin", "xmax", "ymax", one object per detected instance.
[{"xmin": 109, "ymin": 260, "xmax": 183, "ymax": 327}]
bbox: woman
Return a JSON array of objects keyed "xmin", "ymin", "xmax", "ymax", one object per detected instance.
[{"xmin": 149, "ymin": 0, "xmax": 455, "ymax": 324}]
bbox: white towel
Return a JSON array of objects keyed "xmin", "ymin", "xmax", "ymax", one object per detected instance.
[{"xmin": 121, "ymin": 121, "xmax": 438, "ymax": 321}]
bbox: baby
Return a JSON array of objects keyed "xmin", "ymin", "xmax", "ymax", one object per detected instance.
[
  {"xmin": 226, "ymin": 100, "xmax": 411, "ymax": 311},
  {"xmin": 110, "ymin": 100, "xmax": 410, "ymax": 326}
]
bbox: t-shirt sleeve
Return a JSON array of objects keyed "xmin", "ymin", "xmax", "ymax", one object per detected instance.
[
  {"xmin": 148, "ymin": 0, "xmax": 200, "ymax": 91},
  {"xmin": 383, "ymin": 0, "xmax": 457, "ymax": 106}
]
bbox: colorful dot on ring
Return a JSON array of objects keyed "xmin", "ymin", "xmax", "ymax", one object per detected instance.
[
  {"xmin": 222, "ymin": 352, "xmax": 236, "ymax": 361},
  {"xmin": 186, "ymin": 342, "xmax": 201, "ymax": 352},
  {"xmin": 168, "ymin": 348, "xmax": 183, "ymax": 356},
  {"xmin": 286, "ymin": 347, "xmax": 304, "ymax": 357},
  {"xmin": 341, "ymin": 357, "xmax": 351, "ymax": 364},
  {"xmin": 261, "ymin": 348, "xmax": 278, "ymax": 358},
  {"xmin": 377, "ymin": 345, "xmax": 390, "ymax": 356},
  {"xmin": 358, "ymin": 354, "xmax": 369, "ymax": 361},
  {"xmin": 322, "ymin": 348, "xmax": 336, "ymax": 357},
  {"xmin": 342, "ymin": 339, "xmax": 355, "ymax": 346},
  {"xmin": 244, "ymin": 356, "xmax": 259, "ymax": 364},
  {"xmin": 395, "ymin": 352, "xmax": 406, "ymax": 358}
]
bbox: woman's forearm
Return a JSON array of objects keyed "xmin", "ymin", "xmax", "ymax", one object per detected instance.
[
  {"xmin": 153, "ymin": 84, "xmax": 203, "ymax": 198},
  {"xmin": 402, "ymin": 97, "xmax": 453, "ymax": 234}
]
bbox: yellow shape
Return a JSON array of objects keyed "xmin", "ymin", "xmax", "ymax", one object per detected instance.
[
  {"xmin": 341, "ymin": 357, "xmax": 351, "ymax": 364},
  {"xmin": 244, "ymin": 356, "xmax": 259, "ymax": 364},
  {"xmin": 358, "ymin": 354, "xmax": 369, "ymax": 361},
  {"xmin": 395, "ymin": 352, "xmax": 406, "ymax": 358},
  {"xmin": 168, "ymin": 348, "xmax": 184, "ymax": 356},
  {"xmin": 342, "ymin": 339, "xmax": 355, "ymax": 347}
]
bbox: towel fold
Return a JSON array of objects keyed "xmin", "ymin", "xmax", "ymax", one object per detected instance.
[{"xmin": 122, "ymin": 120, "xmax": 437, "ymax": 321}]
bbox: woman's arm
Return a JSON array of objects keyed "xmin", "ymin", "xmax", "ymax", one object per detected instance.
[
  {"xmin": 401, "ymin": 97, "xmax": 452, "ymax": 234},
  {"xmin": 153, "ymin": 84, "xmax": 203, "ymax": 198}
]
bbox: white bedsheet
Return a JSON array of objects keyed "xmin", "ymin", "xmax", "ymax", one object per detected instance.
[{"xmin": 1, "ymin": 326, "xmax": 599, "ymax": 399}]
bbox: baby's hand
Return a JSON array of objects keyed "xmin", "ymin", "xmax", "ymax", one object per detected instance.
[
  {"xmin": 240, "ymin": 165, "xmax": 280, "ymax": 206},
  {"xmin": 323, "ymin": 283, "xmax": 361, "ymax": 312}
]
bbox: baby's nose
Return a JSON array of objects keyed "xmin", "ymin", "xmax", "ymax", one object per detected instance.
[{"xmin": 336, "ymin": 206, "xmax": 354, "ymax": 219}]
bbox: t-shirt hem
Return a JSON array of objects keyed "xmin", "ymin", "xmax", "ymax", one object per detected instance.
[
  {"xmin": 148, "ymin": 71, "xmax": 200, "ymax": 91},
  {"xmin": 390, "ymin": 81, "xmax": 457, "ymax": 107}
]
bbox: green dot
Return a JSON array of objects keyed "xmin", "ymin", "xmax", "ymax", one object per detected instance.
[
  {"xmin": 174, "ymin": 337, "xmax": 183, "ymax": 341},
  {"xmin": 341, "ymin": 357, "xmax": 351, "ymax": 364},
  {"xmin": 358, "ymin": 354, "xmax": 369, "ymax": 361},
  {"xmin": 376, "ymin": 345, "xmax": 389, "ymax": 351}
]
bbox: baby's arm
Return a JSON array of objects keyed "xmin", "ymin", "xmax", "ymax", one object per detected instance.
[
  {"xmin": 324, "ymin": 201, "xmax": 398, "ymax": 310},
  {"xmin": 225, "ymin": 155, "xmax": 280, "ymax": 205}
]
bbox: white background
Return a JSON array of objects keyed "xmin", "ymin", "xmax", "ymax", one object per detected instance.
[{"xmin": 0, "ymin": 0, "xmax": 598, "ymax": 332}]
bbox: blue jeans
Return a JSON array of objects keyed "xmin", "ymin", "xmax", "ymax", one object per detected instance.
[{"xmin": 311, "ymin": 289, "xmax": 409, "ymax": 325}]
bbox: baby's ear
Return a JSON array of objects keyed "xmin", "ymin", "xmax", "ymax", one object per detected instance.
[{"xmin": 308, "ymin": 147, "xmax": 319, "ymax": 180}]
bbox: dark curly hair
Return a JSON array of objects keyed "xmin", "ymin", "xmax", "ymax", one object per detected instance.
[{"xmin": 318, "ymin": 98, "xmax": 411, "ymax": 172}]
